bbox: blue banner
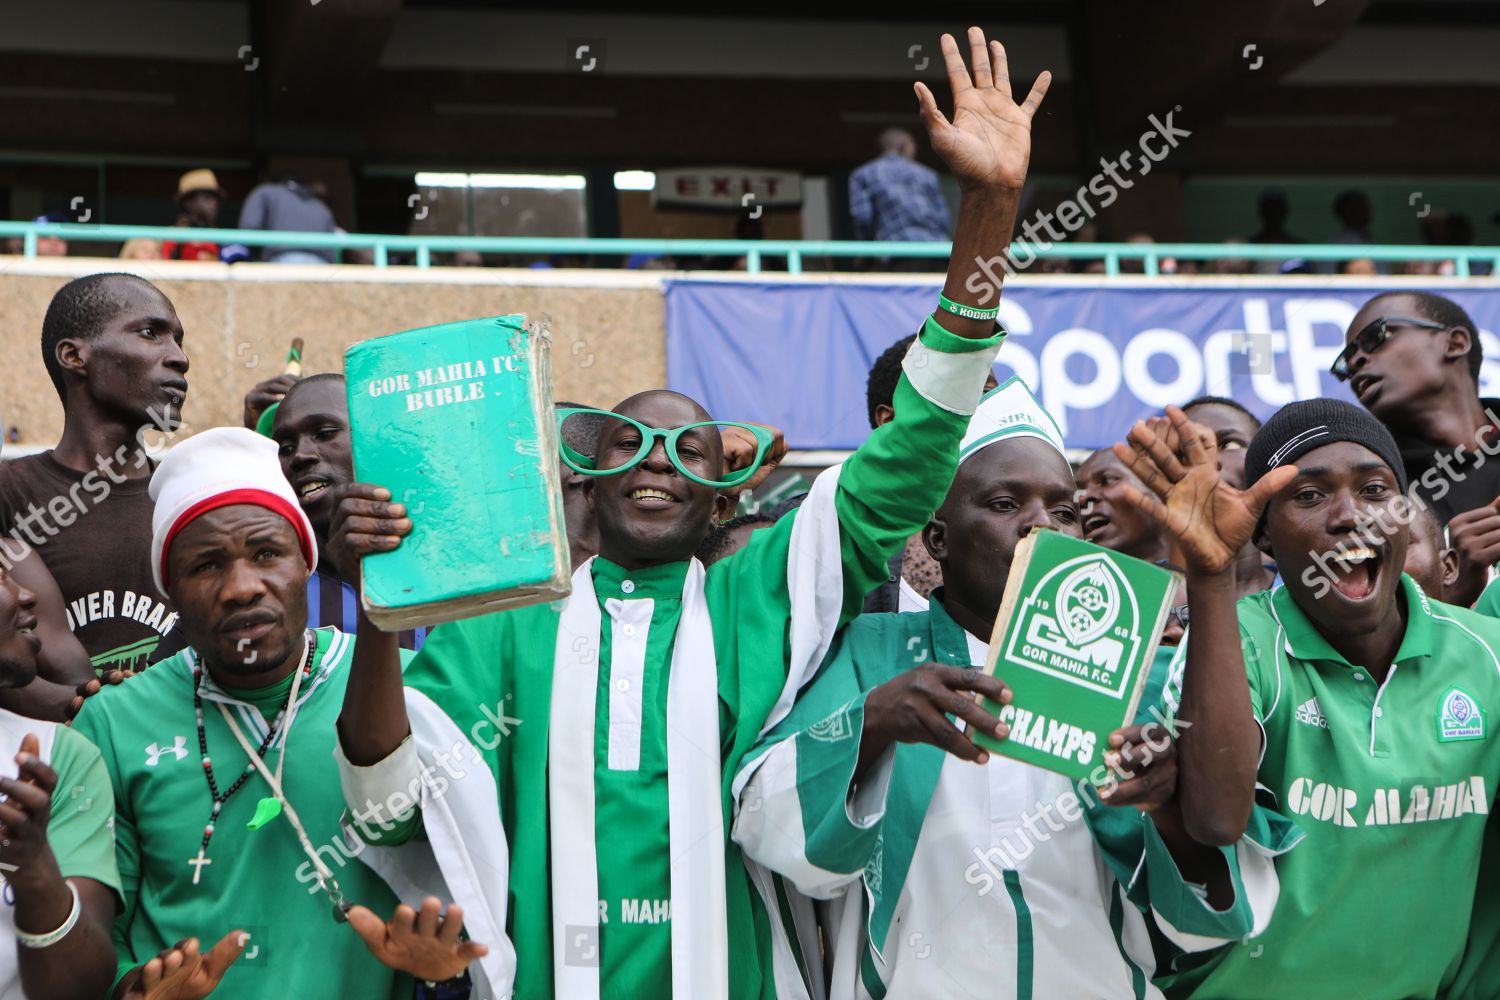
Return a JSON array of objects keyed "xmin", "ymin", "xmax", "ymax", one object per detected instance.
[{"xmin": 665, "ymin": 279, "xmax": 1500, "ymax": 451}]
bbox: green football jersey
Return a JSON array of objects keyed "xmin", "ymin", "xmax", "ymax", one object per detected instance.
[
  {"xmin": 1163, "ymin": 575, "xmax": 1500, "ymax": 999},
  {"xmin": 72, "ymin": 628, "xmax": 416, "ymax": 998}
]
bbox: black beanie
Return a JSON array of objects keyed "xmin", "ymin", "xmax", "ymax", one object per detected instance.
[{"xmin": 1244, "ymin": 398, "xmax": 1407, "ymax": 493}]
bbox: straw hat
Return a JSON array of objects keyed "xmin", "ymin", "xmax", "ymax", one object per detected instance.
[{"xmin": 176, "ymin": 168, "xmax": 224, "ymax": 201}]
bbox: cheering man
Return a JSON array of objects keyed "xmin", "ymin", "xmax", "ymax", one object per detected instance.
[
  {"xmin": 732, "ymin": 380, "xmax": 1292, "ymax": 998},
  {"xmin": 1117, "ymin": 399, "xmax": 1500, "ymax": 997},
  {"xmin": 330, "ymin": 27, "xmax": 1048, "ymax": 999},
  {"xmin": 72, "ymin": 428, "xmax": 484, "ymax": 998}
]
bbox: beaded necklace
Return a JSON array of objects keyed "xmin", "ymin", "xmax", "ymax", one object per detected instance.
[{"xmin": 186, "ymin": 630, "xmax": 316, "ymax": 885}]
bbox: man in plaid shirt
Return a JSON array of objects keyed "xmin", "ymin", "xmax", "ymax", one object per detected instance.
[{"xmin": 849, "ymin": 128, "xmax": 952, "ymax": 269}]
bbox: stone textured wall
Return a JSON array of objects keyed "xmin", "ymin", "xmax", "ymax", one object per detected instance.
[{"xmin": 0, "ymin": 259, "xmax": 667, "ymax": 445}]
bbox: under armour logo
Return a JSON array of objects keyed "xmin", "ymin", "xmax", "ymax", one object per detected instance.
[{"xmin": 145, "ymin": 736, "xmax": 188, "ymax": 766}]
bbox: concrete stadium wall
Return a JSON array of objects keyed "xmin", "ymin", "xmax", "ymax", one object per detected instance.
[{"xmin": 0, "ymin": 259, "xmax": 667, "ymax": 446}]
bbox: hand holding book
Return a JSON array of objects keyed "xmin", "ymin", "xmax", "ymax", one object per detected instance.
[{"xmin": 856, "ymin": 664, "xmax": 1012, "ymax": 779}]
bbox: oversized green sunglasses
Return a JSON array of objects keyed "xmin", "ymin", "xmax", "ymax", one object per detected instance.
[{"xmin": 556, "ymin": 407, "xmax": 774, "ymax": 490}]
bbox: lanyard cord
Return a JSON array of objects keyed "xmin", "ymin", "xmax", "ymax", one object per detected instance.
[{"xmin": 217, "ymin": 637, "xmax": 347, "ymax": 911}]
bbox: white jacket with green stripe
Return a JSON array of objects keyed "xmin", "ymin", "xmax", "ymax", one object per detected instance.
[{"xmin": 731, "ymin": 597, "xmax": 1302, "ymax": 1000}]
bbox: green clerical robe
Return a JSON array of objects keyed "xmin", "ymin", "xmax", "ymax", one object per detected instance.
[{"xmin": 336, "ymin": 321, "xmax": 1006, "ymax": 1000}]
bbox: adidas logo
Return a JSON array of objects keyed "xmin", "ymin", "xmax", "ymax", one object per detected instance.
[{"xmin": 1295, "ymin": 698, "xmax": 1328, "ymax": 729}]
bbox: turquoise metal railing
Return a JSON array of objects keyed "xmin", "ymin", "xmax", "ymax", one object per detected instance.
[{"xmin": 4, "ymin": 220, "xmax": 1498, "ymax": 277}]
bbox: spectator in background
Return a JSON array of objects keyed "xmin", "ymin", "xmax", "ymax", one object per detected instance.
[
  {"xmin": 1404, "ymin": 490, "xmax": 1459, "ymax": 601},
  {"xmin": 449, "ymin": 250, "xmax": 485, "ymax": 267},
  {"xmin": 0, "ymin": 274, "xmax": 191, "ymax": 677},
  {"xmin": 848, "ymin": 127, "xmax": 950, "ymax": 271},
  {"xmin": 2, "ymin": 215, "xmax": 69, "ymax": 257},
  {"xmin": 237, "ymin": 169, "xmax": 337, "ymax": 264},
  {"xmin": 1075, "ymin": 447, "xmax": 1173, "ymax": 564},
  {"xmin": 1337, "ymin": 290, "xmax": 1498, "ymax": 604},
  {"xmin": 160, "ymin": 169, "xmax": 223, "ymax": 262},
  {"xmin": 117, "ymin": 239, "xmax": 162, "ymax": 261},
  {"xmin": 1329, "ymin": 188, "xmax": 1386, "ymax": 274},
  {"xmin": 1248, "ymin": 187, "xmax": 1303, "ymax": 274}
]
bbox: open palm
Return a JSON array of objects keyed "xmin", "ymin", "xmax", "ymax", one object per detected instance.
[
  {"xmin": 129, "ymin": 931, "xmax": 245, "ymax": 1000},
  {"xmin": 1113, "ymin": 409, "xmax": 1295, "ymax": 575},
  {"xmin": 916, "ymin": 28, "xmax": 1051, "ymax": 191}
]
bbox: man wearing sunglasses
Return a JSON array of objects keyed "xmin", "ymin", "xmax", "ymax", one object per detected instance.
[
  {"xmin": 325, "ymin": 28, "xmax": 1051, "ymax": 1000},
  {"xmin": 1336, "ymin": 292, "xmax": 1500, "ymax": 604}
]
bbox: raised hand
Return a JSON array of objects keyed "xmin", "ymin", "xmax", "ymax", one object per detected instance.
[
  {"xmin": 121, "ymin": 931, "xmax": 247, "ymax": 1000},
  {"xmin": 915, "ymin": 27, "xmax": 1051, "ymax": 192},
  {"xmin": 242, "ymin": 374, "xmax": 300, "ymax": 430},
  {"xmin": 1112, "ymin": 406, "xmax": 1296, "ymax": 576},
  {"xmin": 719, "ymin": 422, "xmax": 787, "ymax": 498},
  {"xmin": 346, "ymin": 896, "xmax": 488, "ymax": 983}
]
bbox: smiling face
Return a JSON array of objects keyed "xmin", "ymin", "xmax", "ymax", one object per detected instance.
[
  {"xmin": 273, "ymin": 378, "xmax": 352, "ymax": 541},
  {"xmin": 1076, "ymin": 449, "xmax": 1166, "ymax": 560},
  {"xmin": 166, "ymin": 505, "xmax": 309, "ymax": 683},
  {"xmin": 65, "ymin": 277, "xmax": 190, "ymax": 428},
  {"xmin": 926, "ymin": 437, "xmax": 1080, "ymax": 631},
  {"xmin": 1264, "ymin": 441, "xmax": 1408, "ymax": 641},
  {"xmin": 1341, "ymin": 294, "xmax": 1468, "ymax": 422},
  {"xmin": 586, "ymin": 391, "xmax": 726, "ymax": 569},
  {"xmin": 0, "ymin": 568, "xmax": 42, "ymax": 688}
]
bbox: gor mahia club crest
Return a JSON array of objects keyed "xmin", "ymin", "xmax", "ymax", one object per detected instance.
[
  {"xmin": 1437, "ymin": 686, "xmax": 1486, "ymax": 742},
  {"xmin": 1004, "ymin": 555, "xmax": 1143, "ymax": 698}
]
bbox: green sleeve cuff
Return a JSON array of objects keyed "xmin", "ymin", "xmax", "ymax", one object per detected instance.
[
  {"xmin": 918, "ymin": 314, "xmax": 1006, "ymax": 353},
  {"xmin": 799, "ymin": 692, "xmax": 888, "ymax": 874}
]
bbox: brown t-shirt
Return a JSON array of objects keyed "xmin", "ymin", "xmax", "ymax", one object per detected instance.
[{"xmin": 0, "ymin": 451, "xmax": 187, "ymax": 672}]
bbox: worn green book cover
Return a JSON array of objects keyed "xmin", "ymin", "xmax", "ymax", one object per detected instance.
[
  {"xmin": 973, "ymin": 530, "xmax": 1176, "ymax": 781},
  {"xmin": 345, "ymin": 314, "xmax": 570, "ymax": 629}
]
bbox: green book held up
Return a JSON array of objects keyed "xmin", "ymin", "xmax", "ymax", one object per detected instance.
[
  {"xmin": 345, "ymin": 314, "xmax": 571, "ymax": 629},
  {"xmin": 973, "ymin": 530, "xmax": 1177, "ymax": 781}
]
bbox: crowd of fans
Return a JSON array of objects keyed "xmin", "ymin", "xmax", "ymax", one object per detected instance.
[{"xmin": 0, "ymin": 28, "xmax": 1496, "ymax": 1000}]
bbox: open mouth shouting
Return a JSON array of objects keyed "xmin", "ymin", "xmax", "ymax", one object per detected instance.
[
  {"xmin": 1082, "ymin": 512, "xmax": 1110, "ymax": 537},
  {"xmin": 1324, "ymin": 542, "xmax": 1385, "ymax": 602}
]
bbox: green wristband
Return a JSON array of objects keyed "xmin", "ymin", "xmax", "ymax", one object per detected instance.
[{"xmin": 938, "ymin": 292, "xmax": 1000, "ymax": 322}]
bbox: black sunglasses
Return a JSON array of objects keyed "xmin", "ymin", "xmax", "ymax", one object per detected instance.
[
  {"xmin": 1329, "ymin": 315, "xmax": 1447, "ymax": 381},
  {"xmin": 1167, "ymin": 604, "xmax": 1189, "ymax": 630}
]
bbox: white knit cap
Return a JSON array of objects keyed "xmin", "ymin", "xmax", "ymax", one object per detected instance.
[
  {"xmin": 149, "ymin": 426, "xmax": 318, "ymax": 594},
  {"xmin": 957, "ymin": 376, "xmax": 1067, "ymax": 466}
]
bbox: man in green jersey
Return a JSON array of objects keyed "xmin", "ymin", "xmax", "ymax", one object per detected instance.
[
  {"xmin": 1116, "ymin": 398, "xmax": 1500, "ymax": 998},
  {"xmin": 328, "ymin": 27, "xmax": 1050, "ymax": 1000},
  {"xmin": 72, "ymin": 427, "xmax": 485, "ymax": 998}
]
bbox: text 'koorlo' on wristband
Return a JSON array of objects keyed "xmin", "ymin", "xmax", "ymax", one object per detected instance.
[
  {"xmin": 16, "ymin": 880, "xmax": 82, "ymax": 949},
  {"xmin": 938, "ymin": 292, "xmax": 1000, "ymax": 322}
]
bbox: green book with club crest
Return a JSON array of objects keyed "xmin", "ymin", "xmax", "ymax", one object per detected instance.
[
  {"xmin": 344, "ymin": 314, "xmax": 571, "ymax": 629},
  {"xmin": 973, "ymin": 530, "xmax": 1177, "ymax": 781}
]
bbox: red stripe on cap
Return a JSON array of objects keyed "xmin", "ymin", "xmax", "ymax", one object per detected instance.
[{"xmin": 160, "ymin": 488, "xmax": 314, "ymax": 590}]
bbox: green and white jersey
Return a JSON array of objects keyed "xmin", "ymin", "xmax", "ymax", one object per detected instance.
[
  {"xmin": 1162, "ymin": 575, "xmax": 1500, "ymax": 999},
  {"xmin": 336, "ymin": 322, "xmax": 1007, "ymax": 1000},
  {"xmin": 0, "ymin": 709, "xmax": 120, "ymax": 1000},
  {"xmin": 71, "ymin": 627, "xmax": 417, "ymax": 998},
  {"xmin": 732, "ymin": 597, "xmax": 1295, "ymax": 1000}
]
